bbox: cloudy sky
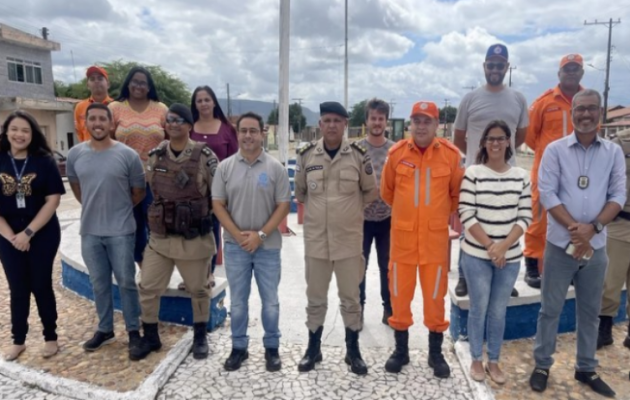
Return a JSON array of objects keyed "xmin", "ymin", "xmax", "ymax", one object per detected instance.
[{"xmin": 1, "ymin": 0, "xmax": 629, "ymax": 118}]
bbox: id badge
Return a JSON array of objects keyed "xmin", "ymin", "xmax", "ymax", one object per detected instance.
[{"xmin": 16, "ymin": 193, "xmax": 26, "ymax": 209}]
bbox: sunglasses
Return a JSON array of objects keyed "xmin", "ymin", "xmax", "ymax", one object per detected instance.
[
  {"xmin": 486, "ymin": 62, "xmax": 506, "ymax": 71},
  {"xmin": 166, "ymin": 116, "xmax": 187, "ymax": 125}
]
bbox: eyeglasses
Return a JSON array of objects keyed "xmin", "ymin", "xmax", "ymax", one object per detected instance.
[
  {"xmin": 166, "ymin": 116, "xmax": 186, "ymax": 125},
  {"xmin": 485, "ymin": 136, "xmax": 508, "ymax": 143},
  {"xmin": 130, "ymin": 80, "xmax": 148, "ymax": 88},
  {"xmin": 486, "ymin": 62, "xmax": 506, "ymax": 71},
  {"xmin": 238, "ymin": 128, "xmax": 261, "ymax": 136},
  {"xmin": 573, "ymin": 105, "xmax": 600, "ymax": 114}
]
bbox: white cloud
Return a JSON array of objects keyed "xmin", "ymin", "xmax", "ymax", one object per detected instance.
[{"xmin": 1, "ymin": 0, "xmax": 629, "ymax": 118}]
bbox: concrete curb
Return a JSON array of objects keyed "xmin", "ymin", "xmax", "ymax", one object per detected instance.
[
  {"xmin": 0, "ymin": 331, "xmax": 193, "ymax": 400},
  {"xmin": 454, "ymin": 340, "xmax": 496, "ymax": 400}
]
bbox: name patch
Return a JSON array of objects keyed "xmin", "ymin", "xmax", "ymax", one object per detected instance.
[
  {"xmin": 399, "ymin": 160, "xmax": 416, "ymax": 169},
  {"xmin": 306, "ymin": 165, "xmax": 324, "ymax": 173}
]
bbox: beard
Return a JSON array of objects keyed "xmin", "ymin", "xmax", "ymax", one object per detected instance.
[{"xmin": 485, "ymin": 72, "xmax": 506, "ymax": 86}]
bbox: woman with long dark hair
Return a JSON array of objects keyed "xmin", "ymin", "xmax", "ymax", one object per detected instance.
[
  {"xmin": 109, "ymin": 66, "xmax": 168, "ymax": 266},
  {"xmin": 189, "ymin": 86, "xmax": 237, "ymax": 278},
  {"xmin": 458, "ymin": 120, "xmax": 532, "ymax": 383},
  {"xmin": 0, "ymin": 110, "xmax": 65, "ymax": 360}
]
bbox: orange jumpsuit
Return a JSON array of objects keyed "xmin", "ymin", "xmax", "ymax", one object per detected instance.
[
  {"xmin": 381, "ymin": 137, "xmax": 463, "ymax": 332},
  {"xmin": 74, "ymin": 96, "xmax": 113, "ymax": 142},
  {"xmin": 524, "ymin": 86, "xmax": 580, "ymax": 262}
]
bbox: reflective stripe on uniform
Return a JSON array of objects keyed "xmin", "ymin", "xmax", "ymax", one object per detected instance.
[
  {"xmin": 432, "ymin": 265, "xmax": 442, "ymax": 299},
  {"xmin": 562, "ymin": 110, "xmax": 567, "ymax": 137},
  {"xmin": 393, "ymin": 262, "xmax": 398, "ymax": 296},
  {"xmin": 414, "ymin": 168, "xmax": 420, "ymax": 207},
  {"xmin": 425, "ymin": 168, "xmax": 431, "ymax": 206}
]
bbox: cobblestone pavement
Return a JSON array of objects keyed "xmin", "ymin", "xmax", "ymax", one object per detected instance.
[{"xmin": 157, "ymin": 330, "xmax": 473, "ymax": 400}]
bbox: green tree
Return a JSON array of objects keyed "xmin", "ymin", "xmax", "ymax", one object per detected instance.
[
  {"xmin": 349, "ymin": 99, "xmax": 368, "ymax": 127},
  {"xmin": 53, "ymin": 60, "xmax": 190, "ymax": 105},
  {"xmin": 439, "ymin": 106, "xmax": 458, "ymax": 123},
  {"xmin": 267, "ymin": 103, "xmax": 307, "ymax": 133}
]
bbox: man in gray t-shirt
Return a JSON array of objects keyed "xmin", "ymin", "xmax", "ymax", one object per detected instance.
[
  {"xmin": 453, "ymin": 43, "xmax": 528, "ymax": 298},
  {"xmin": 66, "ymin": 103, "xmax": 147, "ymax": 358},
  {"xmin": 212, "ymin": 112, "xmax": 291, "ymax": 372}
]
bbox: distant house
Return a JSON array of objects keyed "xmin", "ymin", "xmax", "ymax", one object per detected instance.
[
  {"xmin": 603, "ymin": 106, "xmax": 630, "ymax": 137},
  {"xmin": 0, "ymin": 23, "xmax": 75, "ymax": 154}
]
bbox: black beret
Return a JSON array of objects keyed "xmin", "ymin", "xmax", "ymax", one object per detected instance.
[
  {"xmin": 168, "ymin": 103, "xmax": 194, "ymax": 126},
  {"xmin": 320, "ymin": 101, "xmax": 348, "ymax": 118}
]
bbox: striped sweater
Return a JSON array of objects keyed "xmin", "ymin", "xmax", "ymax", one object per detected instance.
[{"xmin": 458, "ymin": 165, "xmax": 532, "ymax": 262}]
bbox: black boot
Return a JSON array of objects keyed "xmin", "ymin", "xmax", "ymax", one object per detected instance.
[
  {"xmin": 344, "ymin": 328, "xmax": 368, "ymax": 375},
  {"xmin": 624, "ymin": 322, "xmax": 630, "ymax": 349},
  {"xmin": 265, "ymin": 348, "xmax": 282, "ymax": 372},
  {"xmin": 428, "ymin": 331, "xmax": 450, "ymax": 378},
  {"xmin": 129, "ymin": 322, "xmax": 162, "ymax": 361},
  {"xmin": 298, "ymin": 326, "xmax": 323, "ymax": 372},
  {"xmin": 524, "ymin": 257, "xmax": 541, "ymax": 289},
  {"xmin": 455, "ymin": 277, "xmax": 468, "ymax": 297},
  {"xmin": 192, "ymin": 323, "xmax": 209, "ymax": 360},
  {"xmin": 597, "ymin": 316, "xmax": 614, "ymax": 350},
  {"xmin": 385, "ymin": 330, "xmax": 409, "ymax": 373},
  {"xmin": 224, "ymin": 348, "xmax": 249, "ymax": 371}
]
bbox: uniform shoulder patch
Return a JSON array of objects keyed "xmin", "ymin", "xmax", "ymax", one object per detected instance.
[
  {"xmin": 148, "ymin": 140, "xmax": 168, "ymax": 157},
  {"xmin": 350, "ymin": 141, "xmax": 367, "ymax": 155},
  {"xmin": 298, "ymin": 141, "xmax": 315, "ymax": 155},
  {"xmin": 388, "ymin": 139, "xmax": 407, "ymax": 155},
  {"xmin": 201, "ymin": 145, "xmax": 213, "ymax": 156}
]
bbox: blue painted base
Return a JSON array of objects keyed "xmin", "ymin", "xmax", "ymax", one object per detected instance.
[
  {"xmin": 62, "ymin": 261, "xmax": 227, "ymax": 332},
  {"xmin": 450, "ymin": 290, "xmax": 628, "ymax": 341}
]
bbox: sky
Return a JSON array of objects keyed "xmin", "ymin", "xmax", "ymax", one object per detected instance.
[{"xmin": 1, "ymin": 0, "xmax": 629, "ymax": 119}]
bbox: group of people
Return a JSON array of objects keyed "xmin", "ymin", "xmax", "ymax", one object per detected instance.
[{"xmin": 0, "ymin": 43, "xmax": 628, "ymax": 398}]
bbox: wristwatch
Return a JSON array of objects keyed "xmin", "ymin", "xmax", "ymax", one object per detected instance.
[
  {"xmin": 24, "ymin": 227, "xmax": 34, "ymax": 237},
  {"xmin": 592, "ymin": 221, "xmax": 604, "ymax": 234},
  {"xmin": 258, "ymin": 231, "xmax": 267, "ymax": 241}
]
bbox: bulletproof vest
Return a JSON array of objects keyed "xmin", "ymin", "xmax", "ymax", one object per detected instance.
[{"xmin": 148, "ymin": 142, "xmax": 212, "ymax": 239}]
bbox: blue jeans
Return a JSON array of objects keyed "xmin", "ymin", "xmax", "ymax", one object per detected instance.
[
  {"xmin": 224, "ymin": 242, "xmax": 281, "ymax": 350},
  {"xmin": 133, "ymin": 184, "xmax": 153, "ymax": 263},
  {"xmin": 534, "ymin": 242, "xmax": 607, "ymax": 372},
  {"xmin": 81, "ymin": 234, "xmax": 141, "ymax": 332},
  {"xmin": 462, "ymin": 252, "xmax": 520, "ymax": 362}
]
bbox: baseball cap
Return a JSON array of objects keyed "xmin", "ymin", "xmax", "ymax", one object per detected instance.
[
  {"xmin": 86, "ymin": 65, "xmax": 108, "ymax": 80},
  {"xmin": 410, "ymin": 101, "xmax": 439, "ymax": 120},
  {"xmin": 559, "ymin": 54, "xmax": 583, "ymax": 69},
  {"xmin": 486, "ymin": 44, "xmax": 509, "ymax": 61}
]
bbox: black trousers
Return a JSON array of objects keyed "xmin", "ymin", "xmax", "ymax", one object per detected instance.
[
  {"xmin": 0, "ymin": 217, "xmax": 60, "ymax": 345},
  {"xmin": 360, "ymin": 217, "xmax": 392, "ymax": 312}
]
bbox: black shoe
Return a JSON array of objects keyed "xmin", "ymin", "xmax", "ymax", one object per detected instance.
[
  {"xmin": 427, "ymin": 331, "xmax": 450, "ymax": 378},
  {"xmin": 511, "ymin": 287, "xmax": 519, "ymax": 297},
  {"xmin": 624, "ymin": 323, "xmax": 630, "ymax": 349},
  {"xmin": 192, "ymin": 323, "xmax": 209, "ymax": 360},
  {"xmin": 597, "ymin": 316, "xmax": 614, "ymax": 350},
  {"xmin": 574, "ymin": 371, "xmax": 616, "ymax": 398},
  {"xmin": 455, "ymin": 277, "xmax": 468, "ymax": 297},
  {"xmin": 385, "ymin": 330, "xmax": 409, "ymax": 373},
  {"xmin": 530, "ymin": 368, "xmax": 549, "ymax": 392},
  {"xmin": 382, "ymin": 308, "xmax": 393, "ymax": 327},
  {"xmin": 524, "ymin": 257, "xmax": 541, "ymax": 289},
  {"xmin": 128, "ymin": 330, "xmax": 152, "ymax": 361},
  {"xmin": 83, "ymin": 331, "xmax": 115, "ymax": 352},
  {"xmin": 265, "ymin": 348, "xmax": 282, "ymax": 372},
  {"xmin": 224, "ymin": 348, "xmax": 249, "ymax": 371},
  {"xmin": 343, "ymin": 328, "xmax": 368, "ymax": 375},
  {"xmin": 298, "ymin": 326, "xmax": 323, "ymax": 372},
  {"xmin": 129, "ymin": 323, "xmax": 162, "ymax": 361}
]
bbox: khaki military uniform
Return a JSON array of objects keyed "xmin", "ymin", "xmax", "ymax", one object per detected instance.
[
  {"xmin": 139, "ymin": 139, "xmax": 219, "ymax": 324},
  {"xmin": 601, "ymin": 129, "xmax": 630, "ymax": 318},
  {"xmin": 295, "ymin": 138, "xmax": 378, "ymax": 332}
]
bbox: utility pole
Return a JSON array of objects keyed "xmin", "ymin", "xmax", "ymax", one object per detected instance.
[
  {"xmin": 70, "ymin": 50, "xmax": 77, "ymax": 83},
  {"xmin": 585, "ymin": 18, "xmax": 621, "ymax": 123},
  {"xmin": 443, "ymin": 99, "xmax": 450, "ymax": 139},
  {"xmin": 344, "ymin": 0, "xmax": 349, "ymax": 138},
  {"xmin": 272, "ymin": 99, "xmax": 277, "ymax": 146},
  {"xmin": 226, "ymin": 83, "xmax": 232, "ymax": 118},
  {"xmin": 278, "ymin": 0, "xmax": 290, "ymax": 165},
  {"xmin": 508, "ymin": 66, "xmax": 517, "ymax": 87},
  {"xmin": 292, "ymin": 98, "xmax": 304, "ymax": 134},
  {"xmin": 389, "ymin": 99, "xmax": 396, "ymax": 117}
]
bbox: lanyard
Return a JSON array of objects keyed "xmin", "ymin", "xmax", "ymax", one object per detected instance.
[{"xmin": 9, "ymin": 154, "xmax": 29, "ymax": 182}]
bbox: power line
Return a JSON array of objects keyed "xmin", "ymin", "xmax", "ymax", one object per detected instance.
[{"xmin": 585, "ymin": 18, "xmax": 621, "ymax": 122}]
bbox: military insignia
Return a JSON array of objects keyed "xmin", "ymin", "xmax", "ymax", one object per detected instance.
[
  {"xmin": 342, "ymin": 146, "xmax": 349, "ymax": 152},
  {"xmin": 298, "ymin": 142, "xmax": 315, "ymax": 155},
  {"xmin": 185, "ymin": 148, "xmax": 192, "ymax": 154},
  {"xmin": 317, "ymin": 147, "xmax": 323, "ymax": 153},
  {"xmin": 155, "ymin": 167, "xmax": 168, "ymax": 173},
  {"xmin": 306, "ymin": 165, "xmax": 323, "ymax": 173},
  {"xmin": 147, "ymin": 165, "xmax": 153, "ymax": 171},
  {"xmin": 362, "ymin": 155, "xmax": 372, "ymax": 164},
  {"xmin": 308, "ymin": 181, "xmax": 317, "ymax": 190},
  {"xmin": 201, "ymin": 146, "xmax": 212, "ymax": 156},
  {"xmin": 350, "ymin": 142, "xmax": 367, "ymax": 155},
  {"xmin": 365, "ymin": 163, "xmax": 373, "ymax": 175},
  {"xmin": 206, "ymin": 158, "xmax": 218, "ymax": 176}
]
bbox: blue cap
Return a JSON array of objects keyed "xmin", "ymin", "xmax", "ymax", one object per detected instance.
[{"xmin": 486, "ymin": 44, "xmax": 508, "ymax": 61}]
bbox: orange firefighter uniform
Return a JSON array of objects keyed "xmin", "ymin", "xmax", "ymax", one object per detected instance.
[
  {"xmin": 524, "ymin": 84, "xmax": 583, "ymax": 261},
  {"xmin": 381, "ymin": 137, "xmax": 464, "ymax": 333}
]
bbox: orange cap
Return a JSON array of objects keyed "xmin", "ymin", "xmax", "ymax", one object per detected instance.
[
  {"xmin": 86, "ymin": 65, "xmax": 108, "ymax": 80},
  {"xmin": 559, "ymin": 54, "xmax": 583, "ymax": 69},
  {"xmin": 410, "ymin": 101, "xmax": 439, "ymax": 119}
]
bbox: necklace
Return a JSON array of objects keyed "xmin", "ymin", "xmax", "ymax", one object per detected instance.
[{"xmin": 573, "ymin": 142, "xmax": 597, "ymax": 190}]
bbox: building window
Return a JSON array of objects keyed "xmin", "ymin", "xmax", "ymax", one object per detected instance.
[{"xmin": 7, "ymin": 57, "xmax": 43, "ymax": 84}]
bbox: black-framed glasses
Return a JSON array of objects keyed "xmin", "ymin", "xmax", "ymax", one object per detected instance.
[
  {"xmin": 238, "ymin": 128, "xmax": 261, "ymax": 136},
  {"xmin": 573, "ymin": 105, "xmax": 600, "ymax": 114},
  {"xmin": 485, "ymin": 136, "xmax": 508, "ymax": 143},
  {"xmin": 166, "ymin": 116, "xmax": 186, "ymax": 125},
  {"xmin": 486, "ymin": 62, "xmax": 506, "ymax": 71},
  {"xmin": 130, "ymin": 79, "xmax": 148, "ymax": 88}
]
